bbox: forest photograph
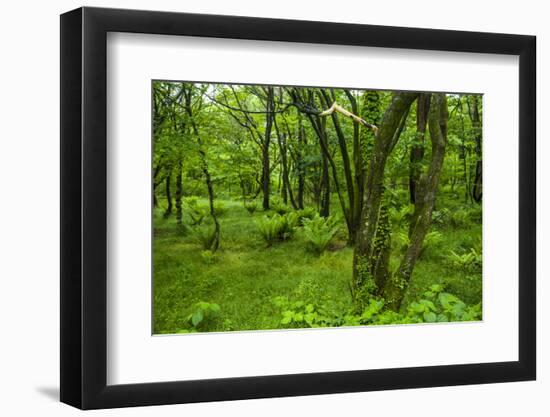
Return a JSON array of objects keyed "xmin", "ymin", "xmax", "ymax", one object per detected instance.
[{"xmin": 152, "ymin": 81, "xmax": 483, "ymax": 334}]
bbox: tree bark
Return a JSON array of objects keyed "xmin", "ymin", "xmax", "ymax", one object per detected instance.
[
  {"xmin": 320, "ymin": 149, "xmax": 330, "ymax": 218},
  {"xmin": 163, "ymin": 173, "xmax": 173, "ymax": 218},
  {"xmin": 274, "ymin": 117, "xmax": 298, "ymax": 209},
  {"xmin": 184, "ymin": 86, "xmax": 220, "ymax": 251},
  {"xmin": 296, "ymin": 114, "xmax": 305, "ymax": 209},
  {"xmin": 409, "ymin": 93, "xmax": 431, "ymax": 204},
  {"xmin": 175, "ymin": 161, "xmax": 183, "ymax": 227},
  {"xmin": 262, "ymin": 87, "xmax": 274, "ymax": 210},
  {"xmin": 383, "ymin": 93, "xmax": 448, "ymax": 310},
  {"xmin": 469, "ymin": 95, "xmax": 482, "ymax": 203},
  {"xmin": 320, "ymin": 90, "xmax": 355, "ymax": 238},
  {"xmin": 352, "ymin": 92, "xmax": 419, "ymax": 311}
]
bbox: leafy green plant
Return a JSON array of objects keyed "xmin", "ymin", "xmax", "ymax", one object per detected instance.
[
  {"xmin": 200, "ymin": 249, "xmax": 216, "ymax": 264},
  {"xmin": 272, "ymin": 200, "xmax": 291, "ymax": 215},
  {"xmin": 272, "ymin": 296, "xmax": 332, "ymax": 328},
  {"xmin": 447, "ymin": 248, "xmax": 482, "ymax": 272},
  {"xmin": 185, "ymin": 198, "xmax": 208, "ymax": 225},
  {"xmin": 422, "ymin": 231, "xmax": 444, "ymax": 252},
  {"xmin": 407, "ymin": 284, "xmax": 481, "ymax": 322},
  {"xmin": 449, "ymin": 209, "xmax": 470, "ymax": 228},
  {"xmin": 256, "ymin": 213, "xmax": 298, "ymax": 245},
  {"xmin": 244, "ymin": 201, "xmax": 258, "ymax": 214},
  {"xmin": 183, "ymin": 301, "xmax": 221, "ymax": 331},
  {"xmin": 214, "ymin": 201, "xmax": 228, "ymax": 216},
  {"xmin": 390, "ymin": 205, "xmax": 414, "ymax": 225},
  {"xmin": 432, "ymin": 207, "xmax": 450, "ymax": 225},
  {"xmin": 192, "ymin": 223, "xmax": 218, "ymax": 249},
  {"xmin": 302, "ymin": 215, "xmax": 340, "ymax": 255},
  {"xmin": 295, "ymin": 207, "xmax": 318, "ymax": 225},
  {"xmin": 272, "ymin": 284, "xmax": 481, "ymax": 330}
]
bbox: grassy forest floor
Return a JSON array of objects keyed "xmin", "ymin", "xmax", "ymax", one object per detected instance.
[{"xmin": 153, "ymin": 191, "xmax": 482, "ymax": 334}]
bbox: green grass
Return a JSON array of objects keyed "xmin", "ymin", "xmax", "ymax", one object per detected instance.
[{"xmin": 153, "ymin": 194, "xmax": 482, "ymax": 334}]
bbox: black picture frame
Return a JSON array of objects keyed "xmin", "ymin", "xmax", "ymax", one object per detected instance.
[{"xmin": 60, "ymin": 6, "xmax": 536, "ymax": 410}]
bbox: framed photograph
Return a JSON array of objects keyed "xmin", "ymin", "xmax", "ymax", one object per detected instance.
[{"xmin": 60, "ymin": 6, "xmax": 536, "ymax": 410}]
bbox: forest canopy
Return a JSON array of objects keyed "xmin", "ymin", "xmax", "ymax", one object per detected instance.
[{"xmin": 152, "ymin": 81, "xmax": 483, "ymax": 334}]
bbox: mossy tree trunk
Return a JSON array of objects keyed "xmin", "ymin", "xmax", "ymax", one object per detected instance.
[
  {"xmin": 184, "ymin": 86, "xmax": 220, "ymax": 252},
  {"xmin": 469, "ymin": 95, "xmax": 482, "ymax": 203},
  {"xmin": 163, "ymin": 173, "xmax": 173, "ymax": 218},
  {"xmin": 351, "ymin": 92, "xmax": 419, "ymax": 311},
  {"xmin": 175, "ymin": 161, "xmax": 183, "ymax": 228},
  {"xmin": 409, "ymin": 93, "xmax": 431, "ymax": 204},
  {"xmin": 261, "ymin": 87, "xmax": 274, "ymax": 210},
  {"xmin": 383, "ymin": 93, "xmax": 448, "ymax": 310}
]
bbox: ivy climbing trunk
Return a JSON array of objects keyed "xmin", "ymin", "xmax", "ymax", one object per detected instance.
[
  {"xmin": 383, "ymin": 93, "xmax": 448, "ymax": 310},
  {"xmin": 351, "ymin": 92, "xmax": 419, "ymax": 311}
]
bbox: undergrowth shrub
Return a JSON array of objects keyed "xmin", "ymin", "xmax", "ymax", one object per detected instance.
[
  {"xmin": 178, "ymin": 301, "xmax": 221, "ymax": 333},
  {"xmin": 192, "ymin": 223, "xmax": 218, "ymax": 249},
  {"xmin": 390, "ymin": 205, "xmax": 414, "ymax": 226},
  {"xmin": 271, "ymin": 200, "xmax": 291, "ymax": 215},
  {"xmin": 396, "ymin": 230, "xmax": 443, "ymax": 257},
  {"xmin": 295, "ymin": 207, "xmax": 317, "ymax": 225},
  {"xmin": 272, "ymin": 284, "xmax": 481, "ymax": 330},
  {"xmin": 256, "ymin": 213, "xmax": 298, "ymax": 245},
  {"xmin": 200, "ymin": 249, "xmax": 217, "ymax": 265},
  {"xmin": 213, "ymin": 201, "xmax": 228, "ymax": 216},
  {"xmin": 244, "ymin": 201, "xmax": 258, "ymax": 214},
  {"xmin": 447, "ymin": 248, "xmax": 482, "ymax": 272},
  {"xmin": 185, "ymin": 198, "xmax": 208, "ymax": 225},
  {"xmin": 302, "ymin": 215, "xmax": 340, "ymax": 255}
]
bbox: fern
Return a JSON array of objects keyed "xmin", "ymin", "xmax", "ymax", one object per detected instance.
[
  {"xmin": 244, "ymin": 201, "xmax": 258, "ymax": 214},
  {"xmin": 256, "ymin": 213, "xmax": 298, "ymax": 245},
  {"xmin": 302, "ymin": 215, "xmax": 340, "ymax": 255},
  {"xmin": 192, "ymin": 223, "xmax": 217, "ymax": 250}
]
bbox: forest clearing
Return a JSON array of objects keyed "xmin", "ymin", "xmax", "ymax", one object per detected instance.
[{"xmin": 152, "ymin": 81, "xmax": 483, "ymax": 334}]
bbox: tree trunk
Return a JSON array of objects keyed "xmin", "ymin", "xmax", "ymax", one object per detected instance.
[
  {"xmin": 384, "ymin": 93, "xmax": 448, "ymax": 310},
  {"xmin": 262, "ymin": 87, "xmax": 275, "ymax": 210},
  {"xmin": 184, "ymin": 87, "xmax": 220, "ymax": 251},
  {"xmin": 469, "ymin": 95, "xmax": 482, "ymax": 203},
  {"xmin": 296, "ymin": 114, "xmax": 305, "ymax": 209},
  {"xmin": 409, "ymin": 93, "xmax": 431, "ymax": 204},
  {"xmin": 163, "ymin": 173, "xmax": 173, "ymax": 218},
  {"xmin": 274, "ymin": 117, "xmax": 298, "ymax": 209},
  {"xmin": 352, "ymin": 92, "xmax": 419, "ymax": 311},
  {"xmin": 320, "ymin": 90, "xmax": 355, "ymax": 239},
  {"xmin": 320, "ymin": 151, "xmax": 330, "ymax": 217},
  {"xmin": 175, "ymin": 161, "xmax": 183, "ymax": 227}
]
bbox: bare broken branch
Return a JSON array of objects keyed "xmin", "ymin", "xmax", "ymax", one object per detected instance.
[{"xmin": 320, "ymin": 101, "xmax": 379, "ymax": 134}]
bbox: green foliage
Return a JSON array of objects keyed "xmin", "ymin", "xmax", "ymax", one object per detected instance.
[
  {"xmin": 185, "ymin": 197, "xmax": 208, "ymax": 225},
  {"xmin": 192, "ymin": 223, "xmax": 218, "ymax": 250},
  {"xmin": 422, "ymin": 231, "xmax": 444, "ymax": 253},
  {"xmin": 390, "ymin": 205, "xmax": 414, "ymax": 225},
  {"xmin": 295, "ymin": 207, "xmax": 318, "ymax": 224},
  {"xmin": 244, "ymin": 201, "xmax": 259, "ymax": 214},
  {"xmin": 273, "ymin": 284, "xmax": 481, "ymax": 330},
  {"xmin": 181, "ymin": 301, "xmax": 221, "ymax": 332},
  {"xmin": 200, "ymin": 249, "xmax": 217, "ymax": 265},
  {"xmin": 271, "ymin": 200, "xmax": 291, "ymax": 215},
  {"xmin": 256, "ymin": 213, "xmax": 298, "ymax": 245},
  {"xmin": 153, "ymin": 82, "xmax": 483, "ymax": 335},
  {"xmin": 213, "ymin": 201, "xmax": 228, "ymax": 216},
  {"xmin": 449, "ymin": 208, "xmax": 470, "ymax": 228},
  {"xmin": 302, "ymin": 215, "xmax": 340, "ymax": 255},
  {"xmin": 447, "ymin": 248, "xmax": 482, "ymax": 272}
]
